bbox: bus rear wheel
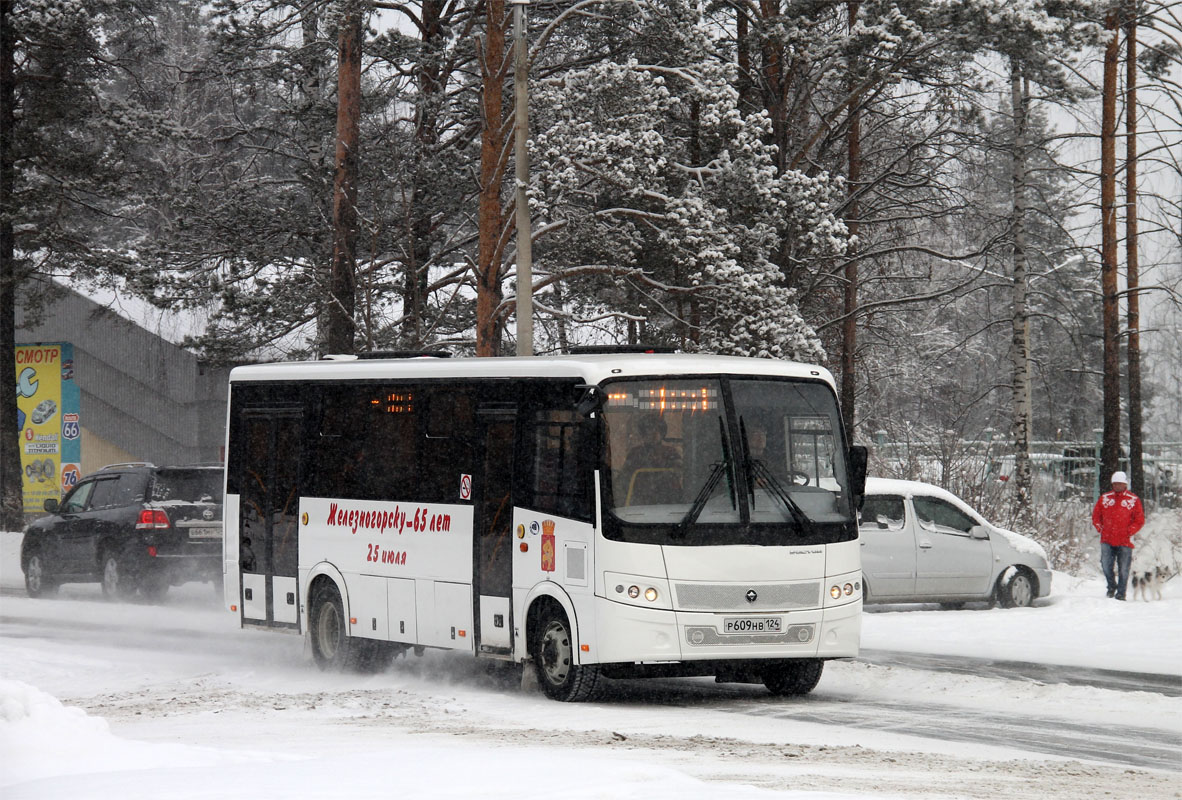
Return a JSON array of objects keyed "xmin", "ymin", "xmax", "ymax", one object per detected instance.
[
  {"xmin": 532, "ymin": 606, "xmax": 601, "ymax": 702},
  {"xmin": 762, "ymin": 659, "xmax": 823, "ymax": 696},
  {"xmin": 309, "ymin": 582, "xmax": 390, "ymax": 673}
]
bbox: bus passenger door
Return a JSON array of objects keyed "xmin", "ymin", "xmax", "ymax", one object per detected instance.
[
  {"xmin": 239, "ymin": 410, "xmax": 302, "ymax": 630},
  {"xmin": 474, "ymin": 408, "xmax": 516, "ymax": 656}
]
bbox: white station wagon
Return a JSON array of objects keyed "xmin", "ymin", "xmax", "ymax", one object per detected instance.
[{"xmin": 859, "ymin": 478, "xmax": 1052, "ymax": 608}]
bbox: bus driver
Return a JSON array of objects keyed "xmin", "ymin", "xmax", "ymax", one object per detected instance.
[{"xmin": 619, "ymin": 415, "xmax": 682, "ymax": 505}]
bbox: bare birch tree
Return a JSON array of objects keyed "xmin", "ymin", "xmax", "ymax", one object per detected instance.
[{"xmin": 1009, "ymin": 61, "xmax": 1035, "ymax": 523}]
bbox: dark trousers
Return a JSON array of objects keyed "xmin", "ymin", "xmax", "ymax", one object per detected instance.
[{"xmin": 1100, "ymin": 542, "xmax": 1132, "ymax": 599}]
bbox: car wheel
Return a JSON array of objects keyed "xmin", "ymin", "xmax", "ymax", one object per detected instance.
[
  {"xmin": 763, "ymin": 659, "xmax": 824, "ymax": 696},
  {"xmin": 24, "ymin": 551, "xmax": 59, "ymax": 598},
  {"xmin": 101, "ymin": 552, "xmax": 137, "ymax": 600},
  {"xmin": 532, "ymin": 604, "xmax": 601, "ymax": 702},
  {"xmin": 996, "ymin": 569, "xmax": 1035, "ymax": 609}
]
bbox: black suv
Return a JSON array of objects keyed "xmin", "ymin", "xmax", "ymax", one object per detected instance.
[{"xmin": 21, "ymin": 463, "xmax": 224, "ymax": 600}]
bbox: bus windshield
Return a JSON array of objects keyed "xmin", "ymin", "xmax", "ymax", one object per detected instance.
[{"xmin": 604, "ymin": 377, "xmax": 854, "ymax": 543}]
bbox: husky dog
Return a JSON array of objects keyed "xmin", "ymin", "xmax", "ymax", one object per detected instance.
[{"xmin": 1130, "ymin": 566, "xmax": 1169, "ymax": 601}]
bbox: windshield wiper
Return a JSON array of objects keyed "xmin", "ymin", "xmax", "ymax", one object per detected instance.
[
  {"xmin": 748, "ymin": 458, "xmax": 813, "ymax": 533},
  {"xmin": 678, "ymin": 460, "xmax": 730, "ymax": 534},
  {"xmin": 738, "ymin": 416, "xmax": 812, "ymax": 533},
  {"xmin": 677, "ymin": 417, "xmax": 733, "ymax": 535}
]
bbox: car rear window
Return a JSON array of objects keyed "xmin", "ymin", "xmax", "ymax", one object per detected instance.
[{"xmin": 152, "ymin": 470, "xmax": 223, "ymax": 504}]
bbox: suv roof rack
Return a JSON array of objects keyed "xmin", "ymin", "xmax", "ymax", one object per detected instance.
[
  {"xmin": 355, "ymin": 350, "xmax": 453, "ymax": 359},
  {"xmin": 567, "ymin": 345, "xmax": 677, "ymax": 355},
  {"xmin": 156, "ymin": 462, "xmax": 225, "ymax": 469},
  {"xmin": 100, "ymin": 462, "xmax": 155, "ymax": 471}
]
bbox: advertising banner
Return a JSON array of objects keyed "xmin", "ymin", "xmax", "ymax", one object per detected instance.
[{"xmin": 14, "ymin": 343, "xmax": 82, "ymax": 514}]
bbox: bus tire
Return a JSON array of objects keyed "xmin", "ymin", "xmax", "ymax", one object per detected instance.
[
  {"xmin": 310, "ymin": 582, "xmax": 350, "ymax": 670},
  {"xmin": 532, "ymin": 605, "xmax": 601, "ymax": 702},
  {"xmin": 762, "ymin": 659, "xmax": 823, "ymax": 696},
  {"xmin": 309, "ymin": 581, "xmax": 388, "ymax": 672}
]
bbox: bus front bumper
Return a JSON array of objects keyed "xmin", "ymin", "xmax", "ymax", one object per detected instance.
[{"xmin": 584, "ymin": 595, "xmax": 860, "ymax": 666}]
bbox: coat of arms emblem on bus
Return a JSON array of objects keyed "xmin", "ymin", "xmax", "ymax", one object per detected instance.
[{"xmin": 540, "ymin": 519, "xmax": 556, "ymax": 572}]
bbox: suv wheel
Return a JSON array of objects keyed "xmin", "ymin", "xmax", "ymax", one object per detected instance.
[
  {"xmin": 24, "ymin": 550, "xmax": 59, "ymax": 598},
  {"xmin": 101, "ymin": 552, "xmax": 137, "ymax": 600}
]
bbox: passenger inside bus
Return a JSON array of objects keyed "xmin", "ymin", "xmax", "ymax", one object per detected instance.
[
  {"xmin": 747, "ymin": 421, "xmax": 769, "ymax": 461},
  {"xmin": 620, "ymin": 415, "xmax": 682, "ymax": 505},
  {"xmin": 745, "ymin": 420, "xmax": 775, "ymax": 490},
  {"xmin": 240, "ymin": 536, "xmax": 257, "ymax": 572}
]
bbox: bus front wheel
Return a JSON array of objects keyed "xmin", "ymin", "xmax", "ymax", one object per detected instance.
[
  {"xmin": 762, "ymin": 659, "xmax": 823, "ymax": 696},
  {"xmin": 532, "ymin": 606, "xmax": 601, "ymax": 702}
]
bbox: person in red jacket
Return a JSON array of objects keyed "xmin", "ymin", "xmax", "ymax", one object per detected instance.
[{"xmin": 1091, "ymin": 471, "xmax": 1145, "ymax": 600}]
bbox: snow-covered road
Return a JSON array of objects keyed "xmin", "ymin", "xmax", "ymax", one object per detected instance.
[{"xmin": 2, "ymin": 572, "xmax": 1179, "ymax": 799}]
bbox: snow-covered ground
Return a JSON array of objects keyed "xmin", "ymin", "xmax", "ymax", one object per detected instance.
[{"xmin": 2, "ymin": 517, "xmax": 1180, "ymax": 799}]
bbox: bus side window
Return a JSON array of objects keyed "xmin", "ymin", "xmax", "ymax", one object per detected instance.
[
  {"xmin": 420, "ymin": 390, "xmax": 476, "ymax": 503},
  {"xmin": 426, "ymin": 391, "xmax": 473, "ymax": 438},
  {"xmin": 530, "ymin": 410, "xmax": 592, "ymax": 522}
]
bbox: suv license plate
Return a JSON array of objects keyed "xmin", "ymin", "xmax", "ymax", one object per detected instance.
[
  {"xmin": 188, "ymin": 527, "xmax": 222, "ymax": 539},
  {"xmin": 722, "ymin": 617, "xmax": 782, "ymax": 634}
]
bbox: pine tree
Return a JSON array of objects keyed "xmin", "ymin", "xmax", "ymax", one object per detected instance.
[{"xmin": 1, "ymin": 0, "xmax": 167, "ymax": 526}]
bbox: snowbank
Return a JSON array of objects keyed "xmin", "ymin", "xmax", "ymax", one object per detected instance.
[
  {"xmin": 862, "ymin": 570, "xmax": 1182, "ymax": 674},
  {"xmin": 0, "ymin": 679, "xmax": 273, "ymax": 789}
]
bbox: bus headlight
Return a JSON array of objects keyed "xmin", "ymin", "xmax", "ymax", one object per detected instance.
[
  {"xmin": 607, "ymin": 572, "xmax": 672, "ymax": 609},
  {"xmin": 830, "ymin": 585, "xmax": 842, "ymax": 599}
]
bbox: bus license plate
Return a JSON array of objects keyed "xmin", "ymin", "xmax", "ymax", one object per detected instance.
[
  {"xmin": 722, "ymin": 617, "xmax": 781, "ymax": 634},
  {"xmin": 188, "ymin": 527, "xmax": 222, "ymax": 539}
]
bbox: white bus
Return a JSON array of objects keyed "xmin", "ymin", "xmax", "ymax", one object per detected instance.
[{"xmin": 223, "ymin": 351, "xmax": 867, "ymax": 701}]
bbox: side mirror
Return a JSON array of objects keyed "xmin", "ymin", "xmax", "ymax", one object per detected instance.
[
  {"xmin": 575, "ymin": 384, "xmax": 604, "ymax": 417},
  {"xmin": 969, "ymin": 525, "xmax": 990, "ymax": 540},
  {"xmin": 847, "ymin": 445, "xmax": 868, "ymax": 510},
  {"xmin": 44, "ymin": 498, "xmax": 60, "ymax": 513}
]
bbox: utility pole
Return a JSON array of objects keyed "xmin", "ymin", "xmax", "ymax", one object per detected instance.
[{"xmin": 511, "ymin": 0, "xmax": 533, "ymax": 356}]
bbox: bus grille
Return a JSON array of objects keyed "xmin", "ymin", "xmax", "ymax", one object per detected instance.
[{"xmin": 674, "ymin": 582, "xmax": 820, "ymax": 611}]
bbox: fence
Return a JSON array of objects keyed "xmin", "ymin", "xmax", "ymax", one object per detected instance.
[{"xmin": 866, "ymin": 431, "xmax": 1182, "ymax": 509}]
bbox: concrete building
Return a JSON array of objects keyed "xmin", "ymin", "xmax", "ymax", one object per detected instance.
[{"xmin": 16, "ymin": 283, "xmax": 231, "ymax": 475}]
